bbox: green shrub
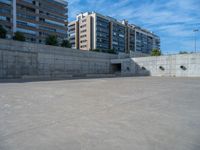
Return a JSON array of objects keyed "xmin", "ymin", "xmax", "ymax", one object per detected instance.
[
  {"xmin": 45, "ymin": 35, "xmax": 58, "ymax": 46},
  {"xmin": 13, "ymin": 32, "xmax": 25, "ymax": 41},
  {"xmin": 61, "ymin": 40, "xmax": 71, "ymax": 48},
  {"xmin": 0, "ymin": 25, "xmax": 7, "ymax": 39},
  {"xmin": 92, "ymin": 49, "xmax": 101, "ymax": 52},
  {"xmin": 151, "ymin": 49, "xmax": 161, "ymax": 56},
  {"xmin": 179, "ymin": 51, "xmax": 188, "ymax": 54},
  {"xmin": 107, "ymin": 49, "xmax": 116, "ymax": 54}
]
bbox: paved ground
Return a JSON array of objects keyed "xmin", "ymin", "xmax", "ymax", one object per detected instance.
[{"xmin": 0, "ymin": 77, "xmax": 200, "ymax": 150}]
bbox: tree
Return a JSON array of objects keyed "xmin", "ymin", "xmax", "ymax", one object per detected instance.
[
  {"xmin": 13, "ymin": 32, "xmax": 25, "ymax": 41},
  {"xmin": 151, "ymin": 49, "xmax": 161, "ymax": 56},
  {"xmin": 61, "ymin": 39, "xmax": 71, "ymax": 48},
  {"xmin": 45, "ymin": 35, "xmax": 58, "ymax": 46},
  {"xmin": 0, "ymin": 25, "xmax": 7, "ymax": 39}
]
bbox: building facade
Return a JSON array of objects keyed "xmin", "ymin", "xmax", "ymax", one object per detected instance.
[
  {"xmin": 69, "ymin": 12, "xmax": 160, "ymax": 54},
  {"xmin": 68, "ymin": 21, "xmax": 79, "ymax": 49},
  {"xmin": 125, "ymin": 23, "xmax": 160, "ymax": 54},
  {"xmin": 0, "ymin": 0, "xmax": 68, "ymax": 43}
]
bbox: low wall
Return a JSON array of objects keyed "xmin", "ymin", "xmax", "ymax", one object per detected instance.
[
  {"xmin": 0, "ymin": 39, "xmax": 118, "ymax": 79},
  {"xmin": 116, "ymin": 54, "xmax": 200, "ymax": 77}
]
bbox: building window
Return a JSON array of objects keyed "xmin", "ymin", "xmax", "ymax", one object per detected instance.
[
  {"xmin": 0, "ymin": 16, "xmax": 7, "ymax": 21},
  {"xmin": 17, "ymin": 20, "xmax": 37, "ymax": 28},
  {"xmin": 16, "ymin": 28, "xmax": 37, "ymax": 35},
  {"xmin": 17, "ymin": 4, "xmax": 35, "ymax": 13},
  {"xmin": 23, "ymin": 0, "xmax": 35, "ymax": 4},
  {"xmin": 40, "ymin": 11, "xmax": 66, "ymax": 21},
  {"xmin": 80, "ymin": 24, "xmax": 86, "ymax": 28},
  {"xmin": 80, "ymin": 40, "xmax": 87, "ymax": 43},
  {"xmin": 80, "ymin": 29, "xmax": 87, "ymax": 33},
  {"xmin": 0, "ymin": 0, "xmax": 12, "ymax": 5},
  {"xmin": 45, "ymin": 19, "xmax": 65, "ymax": 27},
  {"xmin": 80, "ymin": 35, "xmax": 86, "ymax": 38},
  {"xmin": 81, "ymin": 45, "xmax": 87, "ymax": 48},
  {"xmin": 0, "ymin": 8, "xmax": 10, "ymax": 14},
  {"xmin": 39, "ymin": 26, "xmax": 56, "ymax": 32},
  {"xmin": 17, "ymin": 13, "xmax": 36, "ymax": 20},
  {"xmin": 39, "ymin": 2, "xmax": 66, "ymax": 15}
]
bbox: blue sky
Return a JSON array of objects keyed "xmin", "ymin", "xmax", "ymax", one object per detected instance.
[{"xmin": 68, "ymin": 0, "xmax": 200, "ymax": 54}]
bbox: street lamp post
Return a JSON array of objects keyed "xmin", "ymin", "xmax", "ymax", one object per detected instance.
[{"xmin": 193, "ymin": 29, "xmax": 199, "ymax": 53}]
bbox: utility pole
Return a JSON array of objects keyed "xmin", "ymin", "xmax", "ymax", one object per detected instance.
[{"xmin": 193, "ymin": 29, "xmax": 199, "ymax": 53}]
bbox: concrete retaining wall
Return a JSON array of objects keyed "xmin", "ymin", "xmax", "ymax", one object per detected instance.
[
  {"xmin": 117, "ymin": 54, "xmax": 200, "ymax": 77},
  {"xmin": 0, "ymin": 39, "xmax": 118, "ymax": 79},
  {"xmin": 1, "ymin": 39, "xmax": 199, "ymax": 79}
]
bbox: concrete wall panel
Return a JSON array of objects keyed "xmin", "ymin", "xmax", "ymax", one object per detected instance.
[
  {"xmin": 120, "ymin": 54, "xmax": 200, "ymax": 77},
  {"xmin": 0, "ymin": 39, "xmax": 117, "ymax": 79}
]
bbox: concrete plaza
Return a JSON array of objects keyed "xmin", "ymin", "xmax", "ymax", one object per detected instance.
[{"xmin": 0, "ymin": 77, "xmax": 200, "ymax": 150}]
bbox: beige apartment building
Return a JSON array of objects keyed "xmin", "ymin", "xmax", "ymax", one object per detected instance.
[
  {"xmin": 0, "ymin": 0, "xmax": 68, "ymax": 43},
  {"xmin": 68, "ymin": 12, "xmax": 160, "ymax": 54},
  {"xmin": 69, "ymin": 12, "xmax": 96, "ymax": 50},
  {"xmin": 68, "ymin": 20, "xmax": 79, "ymax": 49}
]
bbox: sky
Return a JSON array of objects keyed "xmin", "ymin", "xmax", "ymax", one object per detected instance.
[{"xmin": 68, "ymin": 0, "xmax": 200, "ymax": 54}]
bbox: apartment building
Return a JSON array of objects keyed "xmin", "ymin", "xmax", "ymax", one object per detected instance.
[
  {"xmin": 0, "ymin": 0, "xmax": 68, "ymax": 43},
  {"xmin": 77, "ymin": 12, "xmax": 93, "ymax": 50},
  {"xmin": 69, "ymin": 12, "xmax": 127, "ymax": 52},
  {"xmin": 68, "ymin": 21, "xmax": 79, "ymax": 49},
  {"xmin": 125, "ymin": 23, "xmax": 160, "ymax": 54},
  {"xmin": 110, "ymin": 20, "xmax": 126, "ymax": 53},
  {"xmin": 69, "ymin": 12, "xmax": 160, "ymax": 54},
  {"xmin": 0, "ymin": 0, "xmax": 13, "ymax": 38}
]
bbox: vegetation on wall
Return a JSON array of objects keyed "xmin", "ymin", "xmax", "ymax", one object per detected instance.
[
  {"xmin": 13, "ymin": 32, "xmax": 25, "ymax": 41},
  {"xmin": 107, "ymin": 49, "xmax": 116, "ymax": 54},
  {"xmin": 179, "ymin": 51, "xmax": 188, "ymax": 54},
  {"xmin": 92, "ymin": 49, "xmax": 100, "ymax": 52},
  {"xmin": 0, "ymin": 25, "xmax": 7, "ymax": 39},
  {"xmin": 90, "ymin": 48, "xmax": 117, "ymax": 54},
  {"xmin": 61, "ymin": 40, "xmax": 72, "ymax": 48},
  {"xmin": 45, "ymin": 35, "xmax": 58, "ymax": 46},
  {"xmin": 151, "ymin": 49, "xmax": 161, "ymax": 56}
]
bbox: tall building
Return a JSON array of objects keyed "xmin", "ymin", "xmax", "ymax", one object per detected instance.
[
  {"xmin": 68, "ymin": 20, "xmax": 79, "ymax": 49},
  {"xmin": 68, "ymin": 12, "xmax": 160, "ymax": 54},
  {"xmin": 125, "ymin": 22, "xmax": 160, "ymax": 54},
  {"xmin": 0, "ymin": 0, "xmax": 68, "ymax": 43}
]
